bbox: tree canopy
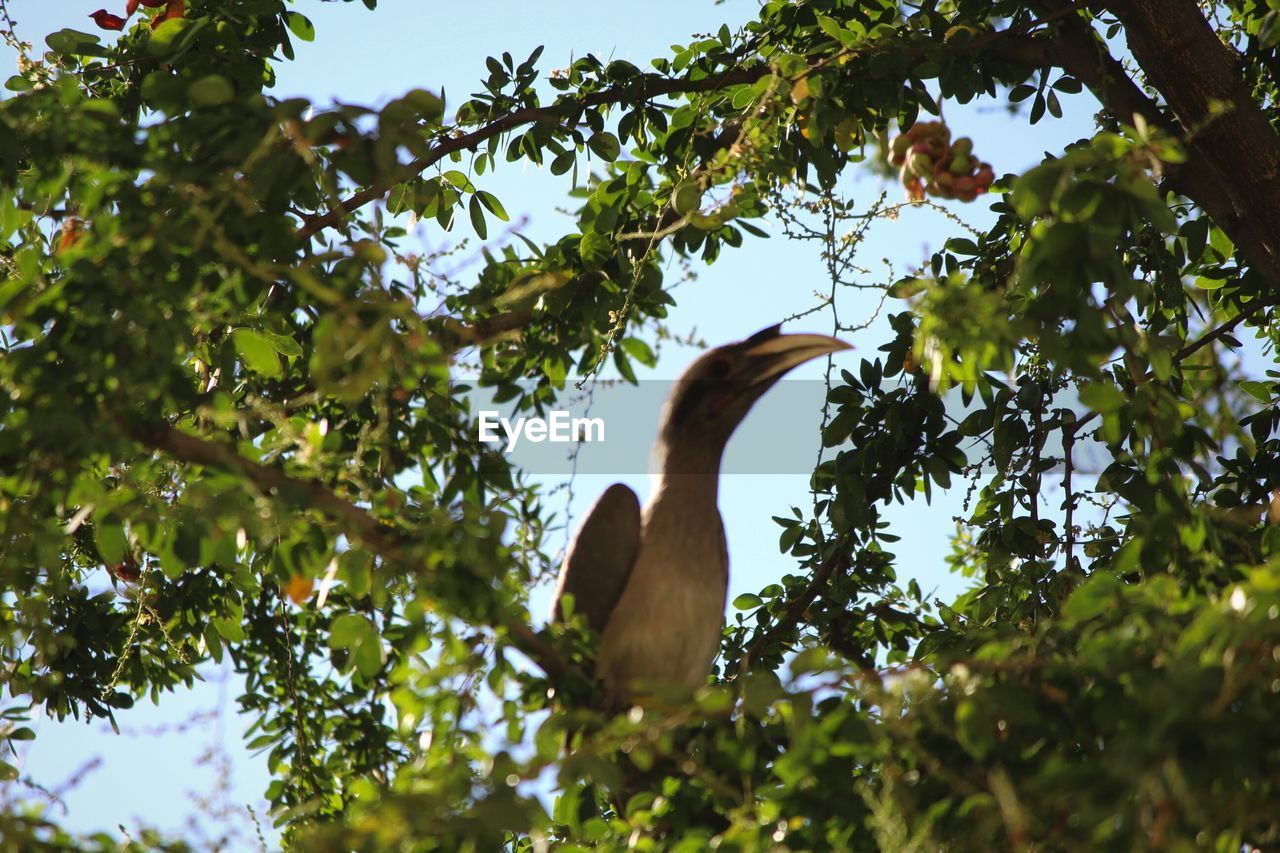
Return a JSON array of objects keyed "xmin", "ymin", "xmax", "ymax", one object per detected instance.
[{"xmin": 3, "ymin": 0, "xmax": 1280, "ymax": 848}]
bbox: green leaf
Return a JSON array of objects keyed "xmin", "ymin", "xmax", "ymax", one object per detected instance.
[
  {"xmin": 285, "ymin": 12, "xmax": 316, "ymax": 42},
  {"xmin": 1260, "ymin": 11, "xmax": 1280, "ymax": 49},
  {"xmin": 1011, "ymin": 163, "xmax": 1061, "ymax": 219},
  {"xmin": 330, "ymin": 613, "xmax": 374, "ymax": 649},
  {"xmin": 403, "ymin": 88, "xmax": 444, "ymax": 123},
  {"xmin": 212, "ymin": 614, "xmax": 245, "ymax": 642},
  {"xmin": 353, "ymin": 635, "xmax": 385, "ymax": 678},
  {"xmin": 954, "ymin": 699, "xmax": 992, "ymax": 759},
  {"xmin": 147, "ymin": 18, "xmax": 194, "ymax": 56},
  {"xmin": 1148, "ymin": 344, "xmax": 1172, "ymax": 381},
  {"xmin": 231, "ymin": 328, "xmax": 282, "ymax": 377},
  {"xmin": 1079, "ymin": 382, "xmax": 1126, "ymax": 413},
  {"xmin": 1046, "ymin": 90, "xmax": 1062, "ymax": 119},
  {"xmin": 550, "ymin": 150, "xmax": 576, "ymax": 175},
  {"xmin": 619, "ymin": 337, "xmax": 656, "ymax": 367},
  {"xmin": 587, "ymin": 131, "xmax": 621, "ymax": 162},
  {"xmin": 443, "ymin": 170, "xmax": 475, "ymax": 192},
  {"xmin": 263, "ymin": 331, "xmax": 304, "ymax": 358},
  {"xmin": 1241, "ymin": 380, "xmax": 1272, "ymax": 403},
  {"xmin": 1056, "ymin": 182, "xmax": 1103, "ymax": 222},
  {"xmin": 188, "ymin": 75, "xmax": 234, "ymax": 107},
  {"xmin": 469, "ymin": 195, "xmax": 488, "ymax": 239},
  {"xmin": 1209, "ymin": 225, "xmax": 1235, "ymax": 258},
  {"xmin": 578, "ymin": 232, "xmax": 612, "ymax": 271},
  {"xmin": 1063, "ymin": 572, "xmax": 1122, "ymax": 622},
  {"xmin": 732, "ymin": 593, "xmax": 762, "ymax": 610},
  {"xmin": 613, "ymin": 348, "xmax": 637, "ymax": 383},
  {"xmin": 671, "ymin": 182, "xmax": 702, "ymax": 215},
  {"xmin": 543, "ymin": 355, "xmax": 566, "ymax": 385},
  {"xmin": 1029, "ymin": 92, "xmax": 1046, "ymax": 124},
  {"xmin": 1051, "ymin": 75, "xmax": 1083, "ymax": 94},
  {"xmin": 45, "ymin": 29, "xmax": 103, "ymax": 56},
  {"xmin": 1008, "ymin": 84, "xmax": 1036, "ymax": 103},
  {"xmin": 95, "ymin": 520, "xmax": 128, "ymax": 565},
  {"xmin": 476, "ymin": 190, "xmax": 509, "ymax": 222}
]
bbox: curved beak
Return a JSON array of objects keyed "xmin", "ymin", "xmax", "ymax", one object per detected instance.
[{"xmin": 737, "ymin": 332, "xmax": 852, "ymax": 386}]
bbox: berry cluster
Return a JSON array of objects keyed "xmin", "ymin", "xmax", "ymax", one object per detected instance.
[{"xmin": 888, "ymin": 121, "xmax": 994, "ymax": 203}]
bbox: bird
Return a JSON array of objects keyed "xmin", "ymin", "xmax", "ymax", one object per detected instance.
[{"xmin": 551, "ymin": 324, "xmax": 851, "ymax": 708}]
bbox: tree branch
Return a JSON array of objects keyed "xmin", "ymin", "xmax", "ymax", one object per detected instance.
[
  {"xmin": 995, "ymin": 1, "xmax": 1280, "ymax": 287},
  {"xmin": 142, "ymin": 422, "xmax": 570, "ymax": 680},
  {"xmin": 296, "ymin": 69, "xmax": 766, "ymax": 241},
  {"xmin": 1104, "ymin": 0, "xmax": 1280, "ymax": 275},
  {"xmin": 1062, "ymin": 427, "xmax": 1077, "ymax": 571},
  {"xmin": 736, "ymin": 546, "xmax": 851, "ymax": 672},
  {"xmin": 1066, "ymin": 296, "xmax": 1274, "ymax": 438},
  {"xmin": 295, "ymin": 16, "xmax": 1095, "ymax": 244},
  {"xmin": 438, "ymin": 307, "xmax": 534, "ymax": 348}
]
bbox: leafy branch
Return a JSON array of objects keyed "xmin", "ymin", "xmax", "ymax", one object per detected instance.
[{"xmin": 141, "ymin": 422, "xmax": 571, "ymax": 680}]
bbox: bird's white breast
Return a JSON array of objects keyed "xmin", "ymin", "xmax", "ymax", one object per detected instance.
[{"xmin": 596, "ymin": 490, "xmax": 728, "ymax": 704}]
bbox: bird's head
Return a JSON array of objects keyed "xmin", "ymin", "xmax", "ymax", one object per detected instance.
[{"xmin": 657, "ymin": 324, "xmax": 851, "ymax": 470}]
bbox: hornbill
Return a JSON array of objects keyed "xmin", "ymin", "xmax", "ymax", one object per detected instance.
[{"xmin": 551, "ymin": 324, "xmax": 850, "ymax": 707}]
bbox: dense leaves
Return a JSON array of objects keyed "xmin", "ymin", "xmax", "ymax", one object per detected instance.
[{"xmin": 3, "ymin": 0, "xmax": 1280, "ymax": 849}]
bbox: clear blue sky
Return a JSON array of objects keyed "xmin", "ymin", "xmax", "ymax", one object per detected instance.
[{"xmin": 3, "ymin": 0, "xmax": 1100, "ymax": 843}]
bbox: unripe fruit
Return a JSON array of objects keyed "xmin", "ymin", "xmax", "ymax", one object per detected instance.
[
  {"xmin": 949, "ymin": 155, "xmax": 972, "ymax": 175},
  {"xmin": 890, "ymin": 134, "xmax": 912, "ymax": 164},
  {"xmin": 951, "ymin": 136, "xmax": 973, "ymax": 156},
  {"xmin": 907, "ymin": 151, "xmax": 934, "ymax": 178}
]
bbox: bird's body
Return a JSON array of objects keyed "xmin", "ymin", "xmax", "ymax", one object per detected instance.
[
  {"xmin": 552, "ymin": 325, "xmax": 849, "ymax": 708},
  {"xmin": 596, "ymin": 477, "xmax": 728, "ymax": 703}
]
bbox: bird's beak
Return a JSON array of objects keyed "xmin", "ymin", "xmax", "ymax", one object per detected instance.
[{"xmin": 738, "ymin": 332, "xmax": 852, "ymax": 386}]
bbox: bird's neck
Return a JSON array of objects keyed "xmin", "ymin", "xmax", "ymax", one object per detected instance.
[{"xmin": 650, "ymin": 441, "xmax": 723, "ymax": 508}]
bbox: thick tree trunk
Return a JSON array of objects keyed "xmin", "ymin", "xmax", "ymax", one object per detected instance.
[{"xmin": 1106, "ymin": 0, "xmax": 1280, "ymax": 284}]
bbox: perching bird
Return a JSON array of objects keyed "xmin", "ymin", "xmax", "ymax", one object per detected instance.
[{"xmin": 551, "ymin": 324, "xmax": 850, "ymax": 708}]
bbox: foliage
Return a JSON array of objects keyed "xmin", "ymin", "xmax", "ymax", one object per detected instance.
[{"xmin": 3, "ymin": 0, "xmax": 1280, "ymax": 848}]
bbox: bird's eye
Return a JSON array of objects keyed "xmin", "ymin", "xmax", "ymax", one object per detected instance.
[{"xmin": 706, "ymin": 358, "xmax": 731, "ymax": 380}]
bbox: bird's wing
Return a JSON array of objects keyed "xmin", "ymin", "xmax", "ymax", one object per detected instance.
[{"xmin": 551, "ymin": 483, "xmax": 641, "ymax": 634}]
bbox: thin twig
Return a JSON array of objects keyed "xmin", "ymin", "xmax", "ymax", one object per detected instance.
[{"xmin": 1062, "ymin": 427, "xmax": 1077, "ymax": 571}]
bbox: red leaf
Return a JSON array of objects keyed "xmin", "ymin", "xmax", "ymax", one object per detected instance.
[
  {"xmin": 126, "ymin": 0, "xmax": 140, "ymax": 15},
  {"xmin": 107, "ymin": 555, "xmax": 141, "ymax": 583},
  {"xmin": 149, "ymin": 0, "xmax": 184, "ymax": 29},
  {"xmin": 138, "ymin": 0, "xmax": 168, "ymax": 5},
  {"xmin": 89, "ymin": 9, "xmax": 127, "ymax": 30},
  {"xmin": 56, "ymin": 218, "xmax": 84, "ymax": 253}
]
